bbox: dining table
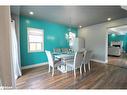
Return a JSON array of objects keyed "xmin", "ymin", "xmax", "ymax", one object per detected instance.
[{"xmin": 53, "ymin": 52, "xmax": 75, "ymax": 73}]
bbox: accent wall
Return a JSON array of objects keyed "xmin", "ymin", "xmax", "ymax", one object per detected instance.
[{"xmin": 20, "ymin": 16, "xmax": 78, "ymax": 67}]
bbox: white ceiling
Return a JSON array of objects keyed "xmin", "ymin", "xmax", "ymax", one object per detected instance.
[
  {"xmin": 109, "ymin": 25, "xmax": 127, "ymax": 35},
  {"xmin": 11, "ymin": 6, "xmax": 127, "ymax": 27}
]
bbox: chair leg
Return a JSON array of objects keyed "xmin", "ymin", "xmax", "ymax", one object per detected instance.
[
  {"xmin": 84, "ymin": 64, "xmax": 86, "ymax": 72},
  {"xmin": 48, "ymin": 65, "xmax": 50, "ymax": 73},
  {"xmin": 52, "ymin": 67, "xmax": 55, "ymax": 76},
  {"xmin": 66, "ymin": 64, "xmax": 68, "ymax": 73},
  {"xmin": 80, "ymin": 66, "xmax": 82, "ymax": 75},
  {"xmin": 88, "ymin": 62, "xmax": 91, "ymax": 71},
  {"xmin": 74, "ymin": 69, "xmax": 76, "ymax": 78}
]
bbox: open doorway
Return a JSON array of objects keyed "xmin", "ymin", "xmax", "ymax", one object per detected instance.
[{"xmin": 107, "ymin": 25, "xmax": 127, "ymax": 68}]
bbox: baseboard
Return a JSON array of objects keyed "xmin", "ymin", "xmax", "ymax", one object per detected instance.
[
  {"xmin": 21, "ymin": 59, "xmax": 107, "ymax": 70},
  {"xmin": 21, "ymin": 62, "xmax": 48, "ymax": 70},
  {"xmin": 91, "ymin": 59, "xmax": 108, "ymax": 64}
]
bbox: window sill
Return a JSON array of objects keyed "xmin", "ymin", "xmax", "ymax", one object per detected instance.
[{"xmin": 28, "ymin": 50, "xmax": 44, "ymax": 53}]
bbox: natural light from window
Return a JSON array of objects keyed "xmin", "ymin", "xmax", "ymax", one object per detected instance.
[{"xmin": 27, "ymin": 27, "xmax": 44, "ymax": 52}]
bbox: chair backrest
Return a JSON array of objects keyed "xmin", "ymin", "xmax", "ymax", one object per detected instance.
[
  {"xmin": 80, "ymin": 48, "xmax": 86, "ymax": 52},
  {"xmin": 45, "ymin": 50, "xmax": 54, "ymax": 67},
  {"xmin": 74, "ymin": 51, "xmax": 84, "ymax": 68},
  {"xmin": 79, "ymin": 48, "xmax": 87, "ymax": 59},
  {"xmin": 85, "ymin": 51, "xmax": 92, "ymax": 64},
  {"xmin": 61, "ymin": 48, "xmax": 69, "ymax": 53},
  {"xmin": 82, "ymin": 50, "xmax": 87, "ymax": 63},
  {"xmin": 53, "ymin": 48, "xmax": 61, "ymax": 53}
]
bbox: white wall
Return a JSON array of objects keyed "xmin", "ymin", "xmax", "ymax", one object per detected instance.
[
  {"xmin": 78, "ymin": 17, "xmax": 127, "ymax": 63},
  {"xmin": 0, "ymin": 6, "xmax": 15, "ymax": 88}
]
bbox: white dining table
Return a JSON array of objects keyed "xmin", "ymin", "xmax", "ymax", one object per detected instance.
[
  {"xmin": 54, "ymin": 53, "xmax": 75, "ymax": 73},
  {"xmin": 55, "ymin": 53, "xmax": 74, "ymax": 60}
]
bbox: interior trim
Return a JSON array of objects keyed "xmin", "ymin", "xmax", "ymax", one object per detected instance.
[
  {"xmin": 21, "ymin": 58, "xmax": 108, "ymax": 70},
  {"xmin": 21, "ymin": 62, "xmax": 48, "ymax": 70},
  {"xmin": 91, "ymin": 59, "xmax": 108, "ymax": 64}
]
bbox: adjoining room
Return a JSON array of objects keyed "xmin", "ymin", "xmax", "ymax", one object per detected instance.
[{"xmin": 108, "ymin": 25, "xmax": 127, "ymax": 68}]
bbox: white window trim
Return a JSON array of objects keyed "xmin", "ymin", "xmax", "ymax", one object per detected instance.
[{"xmin": 27, "ymin": 27, "xmax": 44, "ymax": 53}]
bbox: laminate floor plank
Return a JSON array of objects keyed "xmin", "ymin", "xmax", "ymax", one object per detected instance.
[{"xmin": 16, "ymin": 56, "xmax": 127, "ymax": 89}]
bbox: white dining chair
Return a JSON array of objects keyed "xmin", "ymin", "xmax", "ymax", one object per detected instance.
[
  {"xmin": 65, "ymin": 51, "xmax": 84, "ymax": 78},
  {"xmin": 61, "ymin": 48, "xmax": 69, "ymax": 53},
  {"xmin": 53, "ymin": 48, "xmax": 61, "ymax": 53},
  {"xmin": 82, "ymin": 50, "xmax": 92, "ymax": 72},
  {"xmin": 45, "ymin": 50, "xmax": 61, "ymax": 76}
]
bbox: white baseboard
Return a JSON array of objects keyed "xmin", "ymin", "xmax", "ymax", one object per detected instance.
[
  {"xmin": 91, "ymin": 59, "xmax": 108, "ymax": 64},
  {"xmin": 21, "ymin": 59, "xmax": 107, "ymax": 70},
  {"xmin": 21, "ymin": 62, "xmax": 48, "ymax": 70}
]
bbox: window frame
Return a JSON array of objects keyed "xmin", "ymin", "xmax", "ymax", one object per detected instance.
[{"xmin": 27, "ymin": 27, "xmax": 44, "ymax": 53}]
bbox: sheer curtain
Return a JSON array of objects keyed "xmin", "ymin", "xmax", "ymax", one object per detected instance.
[{"xmin": 11, "ymin": 20, "xmax": 21, "ymax": 80}]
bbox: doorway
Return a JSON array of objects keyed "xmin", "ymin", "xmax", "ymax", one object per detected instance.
[{"xmin": 107, "ymin": 25, "xmax": 127, "ymax": 68}]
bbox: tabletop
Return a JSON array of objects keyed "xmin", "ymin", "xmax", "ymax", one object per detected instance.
[{"xmin": 54, "ymin": 53, "xmax": 75, "ymax": 60}]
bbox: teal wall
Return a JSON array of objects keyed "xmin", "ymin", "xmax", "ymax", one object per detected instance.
[
  {"xmin": 108, "ymin": 33, "xmax": 127, "ymax": 52},
  {"xmin": 20, "ymin": 16, "xmax": 78, "ymax": 67}
]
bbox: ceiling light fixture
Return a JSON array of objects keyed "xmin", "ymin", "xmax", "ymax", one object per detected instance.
[
  {"xmin": 68, "ymin": 17, "xmax": 72, "ymax": 32},
  {"xmin": 111, "ymin": 33, "xmax": 115, "ymax": 37},
  {"xmin": 79, "ymin": 25, "xmax": 82, "ymax": 28},
  {"xmin": 107, "ymin": 18, "xmax": 111, "ymax": 21},
  {"xmin": 29, "ymin": 11, "xmax": 34, "ymax": 15}
]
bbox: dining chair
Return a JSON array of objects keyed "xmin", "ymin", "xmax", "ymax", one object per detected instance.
[
  {"xmin": 45, "ymin": 50, "xmax": 61, "ymax": 76},
  {"xmin": 53, "ymin": 48, "xmax": 61, "ymax": 53},
  {"xmin": 61, "ymin": 48, "xmax": 69, "ymax": 53},
  {"xmin": 65, "ymin": 51, "xmax": 84, "ymax": 78},
  {"xmin": 81, "ymin": 50, "xmax": 92, "ymax": 72}
]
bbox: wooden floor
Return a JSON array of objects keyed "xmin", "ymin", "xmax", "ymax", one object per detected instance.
[
  {"xmin": 108, "ymin": 54, "xmax": 127, "ymax": 68},
  {"xmin": 16, "ymin": 60, "xmax": 127, "ymax": 89}
]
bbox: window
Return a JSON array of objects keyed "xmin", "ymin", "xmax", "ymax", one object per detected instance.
[{"xmin": 27, "ymin": 27, "xmax": 44, "ymax": 52}]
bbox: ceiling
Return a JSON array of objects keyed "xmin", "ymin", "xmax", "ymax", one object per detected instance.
[
  {"xmin": 11, "ymin": 6, "xmax": 127, "ymax": 28},
  {"xmin": 109, "ymin": 25, "xmax": 127, "ymax": 35}
]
